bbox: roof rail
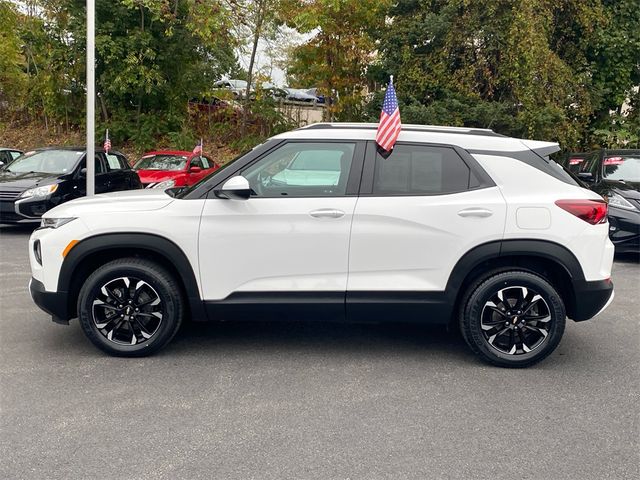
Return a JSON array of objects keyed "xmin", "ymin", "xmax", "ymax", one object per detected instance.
[{"xmin": 298, "ymin": 122, "xmax": 505, "ymax": 138}]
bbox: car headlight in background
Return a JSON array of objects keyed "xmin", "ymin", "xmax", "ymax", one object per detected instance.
[
  {"xmin": 151, "ymin": 179, "xmax": 176, "ymax": 189},
  {"xmin": 40, "ymin": 217, "xmax": 76, "ymax": 229},
  {"xmin": 20, "ymin": 184, "xmax": 59, "ymax": 199},
  {"xmin": 607, "ymin": 193, "xmax": 637, "ymax": 211}
]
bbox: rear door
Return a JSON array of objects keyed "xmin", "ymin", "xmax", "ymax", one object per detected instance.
[
  {"xmin": 347, "ymin": 142, "xmax": 506, "ymax": 321},
  {"xmin": 104, "ymin": 153, "xmax": 136, "ymax": 190}
]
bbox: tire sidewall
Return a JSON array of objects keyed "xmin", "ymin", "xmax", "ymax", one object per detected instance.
[
  {"xmin": 78, "ymin": 262, "xmax": 182, "ymax": 356},
  {"xmin": 463, "ymin": 272, "xmax": 566, "ymax": 367}
]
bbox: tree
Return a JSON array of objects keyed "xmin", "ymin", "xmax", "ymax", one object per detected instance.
[
  {"xmin": 282, "ymin": 0, "xmax": 391, "ymax": 121},
  {"xmin": 372, "ymin": 0, "xmax": 639, "ymax": 149}
]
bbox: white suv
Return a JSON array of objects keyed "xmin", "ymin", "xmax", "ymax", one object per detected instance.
[{"xmin": 28, "ymin": 123, "xmax": 615, "ymax": 367}]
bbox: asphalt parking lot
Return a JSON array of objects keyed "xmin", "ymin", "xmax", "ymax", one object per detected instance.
[{"xmin": 1, "ymin": 225, "xmax": 638, "ymax": 480}]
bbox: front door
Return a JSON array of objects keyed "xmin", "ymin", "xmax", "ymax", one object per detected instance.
[{"xmin": 198, "ymin": 140, "xmax": 365, "ymax": 321}]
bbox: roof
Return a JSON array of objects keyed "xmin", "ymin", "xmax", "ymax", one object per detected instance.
[
  {"xmin": 25, "ymin": 146, "xmax": 124, "ymax": 154},
  {"xmin": 0, "ymin": 147, "xmax": 22, "ymax": 152},
  {"xmin": 274, "ymin": 122, "xmax": 559, "ymax": 155}
]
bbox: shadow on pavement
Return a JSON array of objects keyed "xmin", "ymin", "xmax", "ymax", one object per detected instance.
[
  {"xmin": 164, "ymin": 318, "xmax": 474, "ymax": 363},
  {"xmin": 0, "ymin": 224, "xmax": 38, "ymax": 237}
]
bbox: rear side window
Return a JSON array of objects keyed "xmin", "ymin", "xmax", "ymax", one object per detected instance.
[
  {"xmin": 373, "ymin": 145, "xmax": 471, "ymax": 195},
  {"xmin": 106, "ymin": 154, "xmax": 128, "ymax": 170}
]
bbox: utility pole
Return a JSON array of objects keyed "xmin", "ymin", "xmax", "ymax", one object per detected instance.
[{"xmin": 86, "ymin": 0, "xmax": 95, "ymax": 195}]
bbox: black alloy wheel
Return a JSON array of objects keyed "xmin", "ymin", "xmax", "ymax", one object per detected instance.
[
  {"xmin": 460, "ymin": 270, "xmax": 566, "ymax": 368},
  {"xmin": 78, "ymin": 258, "xmax": 184, "ymax": 356}
]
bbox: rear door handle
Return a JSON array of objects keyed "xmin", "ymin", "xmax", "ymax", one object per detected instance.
[
  {"xmin": 458, "ymin": 208, "xmax": 493, "ymax": 218},
  {"xmin": 309, "ymin": 208, "xmax": 345, "ymax": 219}
]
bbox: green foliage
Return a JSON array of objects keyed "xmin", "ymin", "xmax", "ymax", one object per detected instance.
[
  {"xmin": 370, "ymin": 0, "xmax": 639, "ymax": 149},
  {"xmin": 282, "ymin": 0, "xmax": 391, "ymax": 121}
]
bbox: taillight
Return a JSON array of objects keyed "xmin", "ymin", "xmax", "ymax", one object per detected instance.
[{"xmin": 555, "ymin": 199, "xmax": 608, "ymax": 225}]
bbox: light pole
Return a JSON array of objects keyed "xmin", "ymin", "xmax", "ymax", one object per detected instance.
[{"xmin": 86, "ymin": 0, "xmax": 95, "ymax": 196}]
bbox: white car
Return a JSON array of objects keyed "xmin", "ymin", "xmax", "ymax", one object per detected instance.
[{"xmin": 28, "ymin": 123, "xmax": 615, "ymax": 367}]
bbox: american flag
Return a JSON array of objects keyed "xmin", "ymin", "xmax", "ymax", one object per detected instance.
[
  {"xmin": 192, "ymin": 139, "xmax": 203, "ymax": 155},
  {"xmin": 103, "ymin": 130, "xmax": 111, "ymax": 153},
  {"xmin": 375, "ymin": 77, "xmax": 401, "ymax": 152}
]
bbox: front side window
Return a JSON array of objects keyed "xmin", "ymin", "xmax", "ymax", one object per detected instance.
[
  {"xmin": 242, "ymin": 142, "xmax": 356, "ymax": 197},
  {"xmin": 373, "ymin": 144, "xmax": 471, "ymax": 195}
]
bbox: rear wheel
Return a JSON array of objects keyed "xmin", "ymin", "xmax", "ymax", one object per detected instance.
[
  {"xmin": 460, "ymin": 270, "xmax": 566, "ymax": 368},
  {"xmin": 77, "ymin": 258, "xmax": 184, "ymax": 356}
]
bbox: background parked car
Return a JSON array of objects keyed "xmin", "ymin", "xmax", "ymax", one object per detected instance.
[
  {"xmin": 563, "ymin": 152, "xmax": 588, "ymax": 174},
  {"xmin": 134, "ymin": 150, "xmax": 219, "ymax": 189},
  {"xmin": 577, "ymin": 149, "xmax": 640, "ymax": 253},
  {"xmin": 305, "ymin": 88, "xmax": 326, "ymax": 104},
  {"xmin": 213, "ymin": 79, "xmax": 248, "ymax": 99},
  {"xmin": 284, "ymin": 88, "xmax": 317, "ymax": 103},
  {"xmin": 0, "ymin": 148, "xmax": 23, "ymax": 166},
  {"xmin": 0, "ymin": 147, "xmax": 141, "ymax": 224}
]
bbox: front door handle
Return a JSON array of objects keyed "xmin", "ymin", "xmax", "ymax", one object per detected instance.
[
  {"xmin": 458, "ymin": 208, "xmax": 493, "ymax": 218},
  {"xmin": 309, "ymin": 208, "xmax": 345, "ymax": 219}
]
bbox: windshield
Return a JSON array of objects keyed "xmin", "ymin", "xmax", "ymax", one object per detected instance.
[
  {"xmin": 5, "ymin": 150, "xmax": 82, "ymax": 174},
  {"xmin": 603, "ymin": 155, "xmax": 640, "ymax": 182},
  {"xmin": 135, "ymin": 155, "xmax": 187, "ymax": 171}
]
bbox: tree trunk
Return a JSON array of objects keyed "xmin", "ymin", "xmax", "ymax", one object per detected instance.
[{"xmin": 242, "ymin": 0, "xmax": 266, "ymax": 134}]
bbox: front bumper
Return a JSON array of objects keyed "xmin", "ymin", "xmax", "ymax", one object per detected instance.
[
  {"xmin": 0, "ymin": 197, "xmax": 53, "ymax": 224},
  {"xmin": 571, "ymin": 278, "xmax": 614, "ymax": 322},
  {"xmin": 29, "ymin": 277, "xmax": 70, "ymax": 324}
]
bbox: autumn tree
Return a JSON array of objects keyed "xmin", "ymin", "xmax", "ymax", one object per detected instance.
[{"xmin": 282, "ymin": 0, "xmax": 391, "ymax": 121}]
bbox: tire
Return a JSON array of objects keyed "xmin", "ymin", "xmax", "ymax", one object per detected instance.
[
  {"xmin": 77, "ymin": 257, "xmax": 184, "ymax": 357},
  {"xmin": 459, "ymin": 270, "xmax": 566, "ymax": 368}
]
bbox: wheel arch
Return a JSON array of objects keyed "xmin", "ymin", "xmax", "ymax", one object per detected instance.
[
  {"xmin": 446, "ymin": 239, "xmax": 585, "ymax": 322},
  {"xmin": 59, "ymin": 233, "xmax": 206, "ymax": 321}
]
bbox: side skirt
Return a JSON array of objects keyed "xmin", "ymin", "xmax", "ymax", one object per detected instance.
[{"xmin": 202, "ymin": 291, "xmax": 452, "ymax": 325}]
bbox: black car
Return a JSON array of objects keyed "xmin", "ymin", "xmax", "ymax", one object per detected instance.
[
  {"xmin": 0, "ymin": 147, "xmax": 142, "ymax": 224},
  {"xmin": 577, "ymin": 149, "xmax": 640, "ymax": 253},
  {"xmin": 563, "ymin": 152, "xmax": 587, "ymax": 174},
  {"xmin": 0, "ymin": 148, "xmax": 23, "ymax": 166}
]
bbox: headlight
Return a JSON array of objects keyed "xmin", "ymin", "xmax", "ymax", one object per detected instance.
[
  {"xmin": 607, "ymin": 193, "xmax": 637, "ymax": 211},
  {"xmin": 40, "ymin": 217, "xmax": 76, "ymax": 229},
  {"xmin": 20, "ymin": 184, "xmax": 59, "ymax": 199},
  {"xmin": 152, "ymin": 179, "xmax": 176, "ymax": 189}
]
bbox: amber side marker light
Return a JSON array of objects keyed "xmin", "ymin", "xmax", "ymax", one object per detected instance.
[{"xmin": 62, "ymin": 240, "xmax": 79, "ymax": 258}]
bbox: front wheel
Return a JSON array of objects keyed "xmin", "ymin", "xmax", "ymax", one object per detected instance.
[
  {"xmin": 77, "ymin": 258, "xmax": 184, "ymax": 357},
  {"xmin": 459, "ymin": 270, "xmax": 566, "ymax": 368}
]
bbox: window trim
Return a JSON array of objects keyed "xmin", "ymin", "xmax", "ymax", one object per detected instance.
[
  {"xmin": 207, "ymin": 139, "xmax": 367, "ymax": 200},
  {"xmin": 359, "ymin": 141, "xmax": 495, "ymax": 197}
]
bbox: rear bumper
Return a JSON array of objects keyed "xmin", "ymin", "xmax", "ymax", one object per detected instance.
[
  {"xmin": 29, "ymin": 278, "xmax": 70, "ymax": 324},
  {"xmin": 571, "ymin": 278, "xmax": 614, "ymax": 322}
]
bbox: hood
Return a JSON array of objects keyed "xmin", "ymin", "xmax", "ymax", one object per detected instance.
[
  {"xmin": 44, "ymin": 189, "xmax": 175, "ymax": 218},
  {"xmin": 0, "ymin": 170, "xmax": 61, "ymax": 190},
  {"xmin": 600, "ymin": 179, "xmax": 640, "ymax": 199},
  {"xmin": 136, "ymin": 169, "xmax": 183, "ymax": 184}
]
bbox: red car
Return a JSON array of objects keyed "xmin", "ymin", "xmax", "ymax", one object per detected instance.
[{"xmin": 134, "ymin": 150, "xmax": 219, "ymax": 188}]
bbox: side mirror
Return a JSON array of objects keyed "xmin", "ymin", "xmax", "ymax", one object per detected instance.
[
  {"xmin": 189, "ymin": 166, "xmax": 202, "ymax": 173},
  {"xmin": 79, "ymin": 167, "xmax": 87, "ymax": 177},
  {"xmin": 577, "ymin": 172, "xmax": 594, "ymax": 182},
  {"xmin": 216, "ymin": 175, "xmax": 251, "ymax": 200}
]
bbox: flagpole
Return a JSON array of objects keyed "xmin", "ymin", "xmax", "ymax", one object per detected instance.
[{"xmin": 86, "ymin": 0, "xmax": 95, "ymax": 196}]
